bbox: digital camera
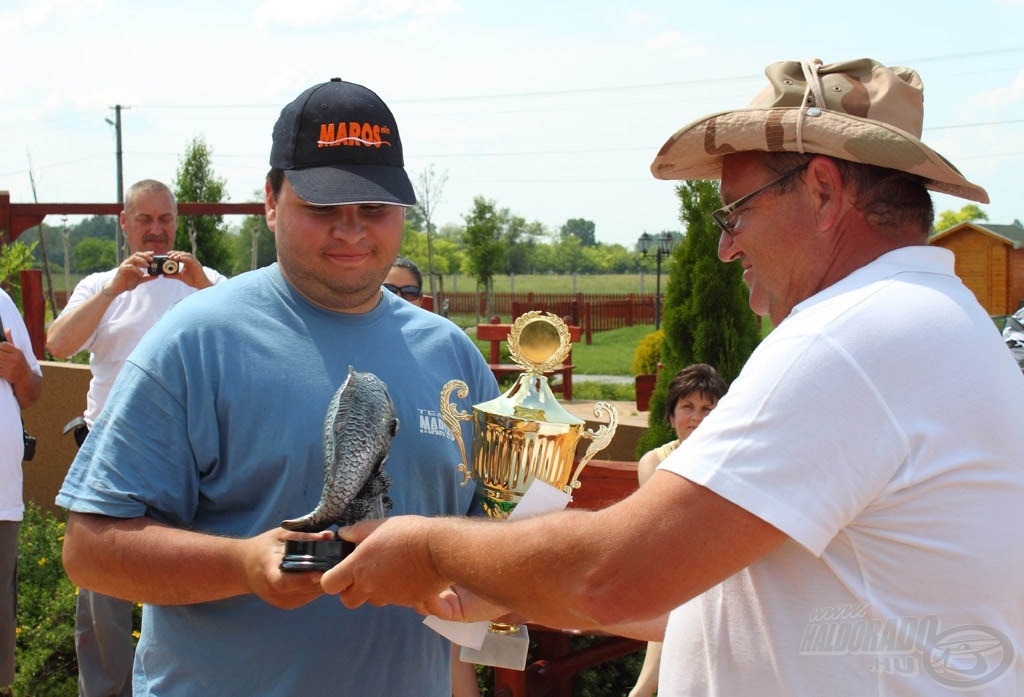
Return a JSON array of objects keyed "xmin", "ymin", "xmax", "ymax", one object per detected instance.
[
  {"xmin": 22, "ymin": 431, "xmax": 36, "ymax": 462},
  {"xmin": 147, "ymin": 255, "xmax": 180, "ymax": 276}
]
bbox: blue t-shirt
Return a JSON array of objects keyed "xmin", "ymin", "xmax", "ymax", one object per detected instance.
[{"xmin": 57, "ymin": 265, "xmax": 499, "ymax": 697}]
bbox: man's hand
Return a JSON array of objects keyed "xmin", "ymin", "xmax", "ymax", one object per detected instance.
[
  {"xmin": 241, "ymin": 527, "xmax": 337, "ymax": 610},
  {"xmin": 321, "ymin": 516, "xmax": 452, "ymax": 613},
  {"xmin": 0, "ymin": 328, "xmax": 27, "ymax": 383},
  {"xmin": 100, "ymin": 252, "xmax": 159, "ymax": 297},
  {"xmin": 100, "ymin": 251, "xmax": 212, "ymax": 298},
  {"xmin": 427, "ymin": 585, "xmax": 515, "ymax": 624},
  {"xmin": 166, "ymin": 251, "xmax": 214, "ymax": 290},
  {"xmin": 0, "ymin": 328, "xmax": 41, "ymax": 408}
]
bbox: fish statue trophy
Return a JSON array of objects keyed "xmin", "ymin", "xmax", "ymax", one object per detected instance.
[
  {"xmin": 440, "ymin": 311, "xmax": 617, "ymax": 669},
  {"xmin": 280, "ymin": 366, "xmax": 399, "ymax": 572}
]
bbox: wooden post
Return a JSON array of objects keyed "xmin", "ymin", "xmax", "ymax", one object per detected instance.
[{"xmin": 20, "ymin": 269, "xmax": 45, "ymax": 359}]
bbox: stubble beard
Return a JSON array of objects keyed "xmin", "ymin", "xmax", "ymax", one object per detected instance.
[{"xmin": 281, "ymin": 260, "xmax": 386, "ymax": 313}]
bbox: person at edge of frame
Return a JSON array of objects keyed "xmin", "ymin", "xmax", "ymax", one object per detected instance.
[{"xmin": 321, "ymin": 58, "xmax": 1024, "ymax": 697}]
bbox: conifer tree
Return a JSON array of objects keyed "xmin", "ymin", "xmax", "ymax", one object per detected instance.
[{"xmin": 637, "ymin": 180, "xmax": 761, "ymax": 455}]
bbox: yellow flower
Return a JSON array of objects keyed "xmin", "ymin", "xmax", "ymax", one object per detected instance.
[{"xmin": 37, "ymin": 557, "xmax": 46, "ymax": 567}]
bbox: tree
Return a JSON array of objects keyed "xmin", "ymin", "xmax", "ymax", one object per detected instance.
[
  {"xmin": 232, "ymin": 214, "xmax": 276, "ymax": 275},
  {"xmin": 72, "ymin": 237, "xmax": 116, "ymax": 273},
  {"xmin": 552, "ymin": 234, "xmax": 584, "ymax": 275},
  {"xmin": 412, "ymin": 165, "xmax": 449, "ymax": 299},
  {"xmin": 636, "ymin": 180, "xmax": 761, "ymax": 455},
  {"xmin": 462, "ymin": 196, "xmax": 505, "ymax": 317},
  {"xmin": 431, "ymin": 226, "xmax": 465, "ymax": 276},
  {"xmin": 504, "ymin": 216, "xmax": 545, "ymax": 277},
  {"xmin": 404, "ymin": 205, "xmax": 425, "ymax": 232},
  {"xmin": 933, "ymin": 204, "xmax": 988, "ymax": 233},
  {"xmin": 561, "ymin": 218, "xmax": 597, "ymax": 246},
  {"xmin": 174, "ymin": 136, "xmax": 233, "ymax": 271}
]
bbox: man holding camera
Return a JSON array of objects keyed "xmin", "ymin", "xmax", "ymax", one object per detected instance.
[{"xmin": 47, "ymin": 178, "xmax": 225, "ymax": 697}]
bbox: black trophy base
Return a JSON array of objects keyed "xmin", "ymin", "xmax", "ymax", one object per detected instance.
[{"xmin": 280, "ymin": 538, "xmax": 357, "ymax": 572}]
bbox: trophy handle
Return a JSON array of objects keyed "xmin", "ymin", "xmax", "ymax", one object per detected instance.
[
  {"xmin": 566, "ymin": 401, "xmax": 618, "ymax": 494},
  {"xmin": 440, "ymin": 380, "xmax": 474, "ymax": 486}
]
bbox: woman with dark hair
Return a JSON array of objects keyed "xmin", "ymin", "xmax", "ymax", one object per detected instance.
[{"xmin": 629, "ymin": 363, "xmax": 727, "ymax": 697}]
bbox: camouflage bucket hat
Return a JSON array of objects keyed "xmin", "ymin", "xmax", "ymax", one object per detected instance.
[{"xmin": 650, "ymin": 58, "xmax": 989, "ymax": 203}]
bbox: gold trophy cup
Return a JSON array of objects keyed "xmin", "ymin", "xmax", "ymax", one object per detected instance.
[{"xmin": 440, "ymin": 311, "xmax": 618, "ymax": 669}]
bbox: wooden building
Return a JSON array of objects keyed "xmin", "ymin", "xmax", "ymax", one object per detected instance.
[{"xmin": 929, "ymin": 220, "xmax": 1024, "ymax": 317}]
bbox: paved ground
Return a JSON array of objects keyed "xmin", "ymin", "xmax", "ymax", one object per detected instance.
[{"xmin": 574, "ymin": 374, "xmax": 635, "ymax": 385}]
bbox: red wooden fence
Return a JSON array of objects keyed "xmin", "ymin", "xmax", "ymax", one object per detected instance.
[{"xmin": 439, "ymin": 291, "xmax": 657, "ymax": 340}]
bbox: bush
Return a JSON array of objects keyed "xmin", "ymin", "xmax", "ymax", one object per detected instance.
[
  {"xmin": 0, "ymin": 241, "xmax": 39, "ymax": 313},
  {"xmin": 14, "ymin": 503, "xmax": 141, "ymax": 696},
  {"xmin": 629, "ymin": 330, "xmax": 663, "ymax": 375},
  {"xmin": 15, "ymin": 504, "xmax": 77, "ymax": 696}
]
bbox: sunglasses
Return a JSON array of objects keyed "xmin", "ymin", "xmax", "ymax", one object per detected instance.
[
  {"xmin": 383, "ymin": 283, "xmax": 423, "ymax": 301},
  {"xmin": 712, "ymin": 162, "xmax": 809, "ymax": 238}
]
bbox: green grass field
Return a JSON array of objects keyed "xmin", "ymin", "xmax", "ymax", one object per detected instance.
[{"xmin": 469, "ymin": 322, "xmax": 654, "ymax": 377}]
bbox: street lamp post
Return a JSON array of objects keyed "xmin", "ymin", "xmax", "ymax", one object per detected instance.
[{"xmin": 638, "ymin": 231, "xmax": 675, "ymax": 330}]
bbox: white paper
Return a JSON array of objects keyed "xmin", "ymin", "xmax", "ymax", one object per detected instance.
[
  {"xmin": 423, "ymin": 479, "xmax": 571, "ymax": 646},
  {"xmin": 423, "ymin": 616, "xmax": 490, "ymax": 650},
  {"xmin": 508, "ymin": 479, "xmax": 572, "ymax": 519}
]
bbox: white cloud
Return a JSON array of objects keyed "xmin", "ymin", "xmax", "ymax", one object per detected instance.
[
  {"xmin": 643, "ymin": 30, "xmax": 711, "ymax": 60},
  {"xmin": 0, "ymin": 0, "xmax": 103, "ymax": 31},
  {"xmin": 623, "ymin": 9, "xmax": 657, "ymax": 27},
  {"xmin": 252, "ymin": 0, "xmax": 458, "ymax": 27},
  {"xmin": 972, "ymin": 69, "xmax": 1024, "ymax": 110}
]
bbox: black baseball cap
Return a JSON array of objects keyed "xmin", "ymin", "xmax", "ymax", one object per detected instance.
[{"xmin": 270, "ymin": 78, "xmax": 416, "ymax": 206}]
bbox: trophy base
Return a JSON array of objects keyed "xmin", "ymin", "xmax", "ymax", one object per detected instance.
[
  {"xmin": 280, "ymin": 539, "xmax": 356, "ymax": 572},
  {"xmin": 459, "ymin": 624, "xmax": 530, "ymax": 670}
]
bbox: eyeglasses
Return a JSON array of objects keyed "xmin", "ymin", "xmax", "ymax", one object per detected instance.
[
  {"xmin": 712, "ymin": 162, "xmax": 810, "ymax": 238},
  {"xmin": 383, "ymin": 283, "xmax": 423, "ymax": 301}
]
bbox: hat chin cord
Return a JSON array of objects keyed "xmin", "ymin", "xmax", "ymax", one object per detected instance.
[{"xmin": 795, "ymin": 58, "xmax": 825, "ymax": 154}]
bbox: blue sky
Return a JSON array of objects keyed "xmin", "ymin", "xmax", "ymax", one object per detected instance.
[{"xmin": 1, "ymin": 0, "xmax": 1022, "ymax": 248}]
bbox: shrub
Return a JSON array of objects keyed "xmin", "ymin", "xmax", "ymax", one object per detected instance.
[
  {"xmin": 629, "ymin": 330, "xmax": 663, "ymax": 375},
  {"xmin": 0, "ymin": 241, "xmax": 39, "ymax": 313},
  {"xmin": 15, "ymin": 504, "xmax": 77, "ymax": 696},
  {"xmin": 14, "ymin": 503, "xmax": 141, "ymax": 696}
]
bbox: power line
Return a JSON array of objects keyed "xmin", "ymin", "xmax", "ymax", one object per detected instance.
[{"xmin": 103, "ymin": 46, "xmax": 1024, "ymax": 109}]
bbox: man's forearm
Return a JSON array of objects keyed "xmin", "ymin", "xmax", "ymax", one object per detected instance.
[
  {"xmin": 63, "ymin": 512, "xmax": 253, "ymax": 605},
  {"xmin": 13, "ymin": 369, "xmax": 42, "ymax": 409},
  {"xmin": 46, "ymin": 289, "xmax": 115, "ymax": 358}
]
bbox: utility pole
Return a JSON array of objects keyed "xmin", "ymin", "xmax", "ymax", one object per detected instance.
[
  {"xmin": 61, "ymin": 216, "xmax": 70, "ymax": 309},
  {"xmin": 251, "ymin": 226, "xmax": 260, "ymax": 270},
  {"xmin": 106, "ymin": 105, "xmax": 127, "ymax": 262}
]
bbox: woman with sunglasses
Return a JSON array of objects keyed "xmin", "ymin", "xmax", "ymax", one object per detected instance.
[{"xmin": 384, "ymin": 256, "xmax": 425, "ymax": 306}]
